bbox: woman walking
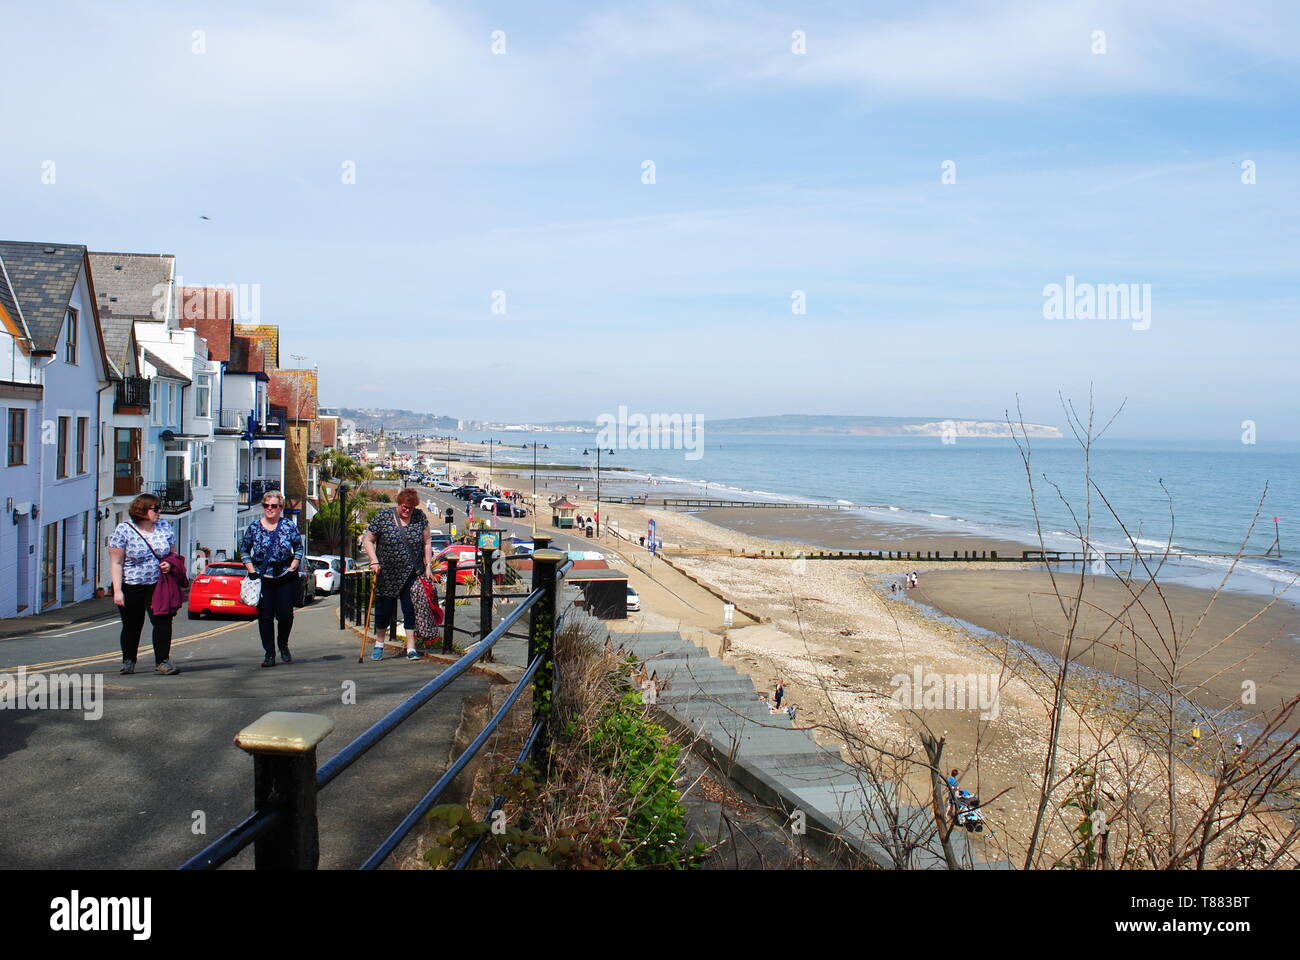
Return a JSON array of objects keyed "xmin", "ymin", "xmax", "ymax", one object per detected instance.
[
  {"xmin": 363, "ymin": 487, "xmax": 432, "ymax": 661},
  {"xmin": 108, "ymin": 494, "xmax": 181, "ymax": 675},
  {"xmin": 240, "ymin": 490, "xmax": 304, "ymax": 667}
]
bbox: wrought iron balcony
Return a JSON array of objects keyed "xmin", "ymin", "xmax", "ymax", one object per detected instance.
[
  {"xmin": 238, "ymin": 479, "xmax": 281, "ymax": 506},
  {"xmin": 150, "ymin": 480, "xmax": 192, "ymax": 513},
  {"xmin": 114, "ymin": 376, "xmax": 151, "ymax": 413}
]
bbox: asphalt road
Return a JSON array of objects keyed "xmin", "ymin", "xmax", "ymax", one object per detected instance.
[{"xmin": 0, "ymin": 484, "xmax": 609, "ymax": 871}]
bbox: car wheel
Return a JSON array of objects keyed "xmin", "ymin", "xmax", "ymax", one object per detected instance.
[{"xmin": 188, "ymin": 609, "xmax": 200, "ymax": 620}]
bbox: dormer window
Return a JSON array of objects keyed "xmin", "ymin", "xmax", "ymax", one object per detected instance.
[{"xmin": 64, "ymin": 308, "xmax": 78, "ymax": 364}]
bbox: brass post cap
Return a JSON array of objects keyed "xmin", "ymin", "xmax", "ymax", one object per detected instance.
[
  {"xmin": 532, "ymin": 549, "xmax": 566, "ymax": 563},
  {"xmin": 235, "ymin": 711, "xmax": 335, "ymax": 755}
]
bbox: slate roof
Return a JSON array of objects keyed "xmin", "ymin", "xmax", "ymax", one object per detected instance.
[
  {"xmin": 100, "ymin": 315, "xmax": 137, "ymax": 375},
  {"xmin": 88, "ymin": 252, "xmax": 174, "ymax": 320},
  {"xmin": 0, "ymin": 257, "xmax": 31, "ymax": 343},
  {"xmin": 0, "ymin": 241, "xmax": 86, "ymax": 352},
  {"xmin": 143, "ymin": 349, "xmax": 191, "ymax": 384}
]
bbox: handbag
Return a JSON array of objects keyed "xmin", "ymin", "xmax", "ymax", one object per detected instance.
[{"xmin": 240, "ymin": 574, "xmax": 263, "ymax": 606}]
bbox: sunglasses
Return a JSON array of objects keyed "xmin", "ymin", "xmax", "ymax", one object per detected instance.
[
  {"xmin": 147, "ymin": 506, "xmax": 161, "ymax": 514},
  {"xmin": 263, "ymin": 503, "xmax": 282, "ymax": 510}
]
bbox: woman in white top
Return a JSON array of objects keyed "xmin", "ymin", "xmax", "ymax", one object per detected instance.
[{"xmin": 107, "ymin": 493, "xmax": 180, "ymax": 675}]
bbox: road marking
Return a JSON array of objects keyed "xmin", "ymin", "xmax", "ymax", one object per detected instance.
[
  {"xmin": 46, "ymin": 620, "xmax": 121, "ymax": 638},
  {"xmin": 16, "ymin": 620, "xmax": 251, "ymax": 675}
]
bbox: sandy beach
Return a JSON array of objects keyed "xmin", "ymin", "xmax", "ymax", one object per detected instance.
[{"xmin": 439, "ymin": 464, "xmax": 1299, "ymax": 866}]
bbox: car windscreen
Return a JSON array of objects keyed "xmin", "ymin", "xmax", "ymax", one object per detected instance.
[
  {"xmin": 207, "ymin": 565, "xmax": 246, "ymax": 578},
  {"xmin": 309, "ymin": 559, "xmax": 330, "ymax": 572}
]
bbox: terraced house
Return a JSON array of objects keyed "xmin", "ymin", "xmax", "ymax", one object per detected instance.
[{"xmin": 0, "ymin": 242, "xmax": 111, "ymax": 616}]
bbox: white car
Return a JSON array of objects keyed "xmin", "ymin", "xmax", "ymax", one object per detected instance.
[
  {"xmin": 433, "ymin": 480, "xmax": 457, "ymax": 492},
  {"xmin": 626, "ymin": 586, "xmax": 641, "ymax": 612},
  {"xmin": 478, "ymin": 497, "xmax": 501, "ymax": 513},
  {"xmin": 307, "ymin": 554, "xmax": 356, "ymax": 594}
]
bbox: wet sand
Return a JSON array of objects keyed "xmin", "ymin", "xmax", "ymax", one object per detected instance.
[
  {"xmin": 914, "ymin": 569, "xmax": 1300, "ymax": 729},
  {"xmin": 697, "ymin": 507, "xmax": 1035, "ymax": 558}
]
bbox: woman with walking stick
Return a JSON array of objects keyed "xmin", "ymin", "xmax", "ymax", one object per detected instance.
[{"xmin": 363, "ymin": 487, "xmax": 432, "ymax": 661}]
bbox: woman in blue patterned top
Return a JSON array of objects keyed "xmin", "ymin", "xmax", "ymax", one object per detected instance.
[
  {"xmin": 240, "ymin": 490, "xmax": 304, "ymax": 667},
  {"xmin": 108, "ymin": 493, "xmax": 181, "ymax": 676}
]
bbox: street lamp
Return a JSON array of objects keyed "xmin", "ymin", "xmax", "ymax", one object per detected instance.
[{"xmin": 531, "ymin": 441, "xmax": 538, "ymax": 537}]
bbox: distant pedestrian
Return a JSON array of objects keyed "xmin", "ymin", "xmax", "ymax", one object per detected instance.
[
  {"xmin": 108, "ymin": 493, "xmax": 181, "ymax": 676},
  {"xmin": 773, "ymin": 679, "xmax": 785, "ymax": 709},
  {"xmin": 1233, "ymin": 732, "xmax": 1243, "ymax": 755},
  {"xmin": 241, "ymin": 490, "xmax": 304, "ymax": 667},
  {"xmin": 1189, "ymin": 723, "xmax": 1202, "ymax": 749},
  {"xmin": 890, "ymin": 582, "xmax": 897, "ymax": 595}
]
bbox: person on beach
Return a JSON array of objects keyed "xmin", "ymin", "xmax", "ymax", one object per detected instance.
[
  {"xmin": 363, "ymin": 487, "xmax": 432, "ymax": 661},
  {"xmin": 240, "ymin": 490, "xmax": 304, "ymax": 667},
  {"xmin": 773, "ymin": 680, "xmax": 785, "ymax": 710},
  {"xmin": 1189, "ymin": 723, "xmax": 1202, "ymax": 749},
  {"xmin": 108, "ymin": 493, "xmax": 181, "ymax": 676},
  {"xmin": 1233, "ymin": 732, "xmax": 1244, "ymax": 755}
]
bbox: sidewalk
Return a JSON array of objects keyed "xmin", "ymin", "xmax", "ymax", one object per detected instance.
[{"xmin": 0, "ymin": 594, "xmax": 118, "ymax": 640}]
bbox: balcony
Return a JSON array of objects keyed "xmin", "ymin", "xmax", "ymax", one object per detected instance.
[
  {"xmin": 114, "ymin": 377, "xmax": 150, "ymax": 414},
  {"xmin": 218, "ymin": 408, "xmax": 285, "ymax": 437},
  {"xmin": 238, "ymin": 479, "xmax": 281, "ymax": 506},
  {"xmin": 150, "ymin": 480, "xmax": 193, "ymax": 513}
]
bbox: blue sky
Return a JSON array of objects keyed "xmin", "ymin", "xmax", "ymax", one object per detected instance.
[{"xmin": 2, "ymin": 1, "xmax": 1297, "ymax": 438}]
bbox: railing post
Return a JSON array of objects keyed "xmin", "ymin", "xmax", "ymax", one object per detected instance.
[
  {"xmin": 528, "ymin": 549, "xmax": 564, "ymax": 759},
  {"xmin": 338, "ymin": 484, "xmax": 348, "ymax": 631},
  {"xmin": 479, "ymin": 545, "xmax": 496, "ymax": 663},
  {"xmin": 534, "ymin": 535, "xmax": 551, "ymax": 552},
  {"xmin": 234, "ymin": 711, "xmax": 334, "ymax": 870},
  {"xmin": 442, "ymin": 558, "xmax": 458, "ymax": 653}
]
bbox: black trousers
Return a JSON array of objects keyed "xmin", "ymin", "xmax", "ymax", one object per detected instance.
[
  {"xmin": 118, "ymin": 582, "xmax": 174, "ymax": 664},
  {"xmin": 257, "ymin": 573, "xmax": 297, "ymax": 657}
]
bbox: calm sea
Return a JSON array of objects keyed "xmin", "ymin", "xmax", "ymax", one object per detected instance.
[{"xmin": 451, "ymin": 431, "xmax": 1300, "ymax": 599}]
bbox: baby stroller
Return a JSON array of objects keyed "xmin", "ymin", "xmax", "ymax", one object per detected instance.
[{"xmin": 953, "ymin": 789, "xmax": 986, "ymax": 833}]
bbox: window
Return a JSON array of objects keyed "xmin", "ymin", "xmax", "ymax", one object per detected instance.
[
  {"xmin": 150, "ymin": 380, "xmax": 161, "ymax": 426},
  {"xmin": 195, "ymin": 374, "xmax": 211, "ymax": 418},
  {"xmin": 76, "ymin": 417, "xmax": 88, "ymax": 474},
  {"xmin": 64, "ymin": 308, "xmax": 78, "ymax": 364},
  {"xmin": 7, "ymin": 409, "xmax": 25, "ymax": 466},
  {"xmin": 168, "ymin": 384, "xmax": 178, "ymax": 425},
  {"xmin": 200, "ymin": 442, "xmax": 209, "ymax": 487},
  {"xmin": 190, "ymin": 441, "xmax": 209, "ymax": 488},
  {"xmin": 56, "ymin": 416, "xmax": 69, "ymax": 478}
]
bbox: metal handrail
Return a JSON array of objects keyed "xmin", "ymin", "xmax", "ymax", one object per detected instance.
[
  {"xmin": 454, "ymin": 718, "xmax": 545, "ymax": 870},
  {"xmin": 316, "ymin": 591, "xmax": 540, "ymax": 791},
  {"xmin": 178, "ymin": 551, "xmax": 571, "ymax": 871},
  {"xmin": 359, "ymin": 651, "xmax": 545, "ymax": 869}
]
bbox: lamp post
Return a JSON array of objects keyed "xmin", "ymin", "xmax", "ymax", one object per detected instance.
[
  {"xmin": 531, "ymin": 441, "xmax": 538, "ymax": 538},
  {"xmin": 595, "ymin": 445, "xmax": 601, "ymax": 536},
  {"xmin": 488, "ymin": 437, "xmax": 494, "ymax": 491}
]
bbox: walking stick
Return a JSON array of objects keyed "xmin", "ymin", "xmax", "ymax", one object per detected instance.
[{"xmin": 358, "ymin": 570, "xmax": 377, "ymax": 663}]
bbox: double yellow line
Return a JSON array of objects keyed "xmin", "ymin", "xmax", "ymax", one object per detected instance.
[{"xmin": 14, "ymin": 620, "xmax": 251, "ymax": 676}]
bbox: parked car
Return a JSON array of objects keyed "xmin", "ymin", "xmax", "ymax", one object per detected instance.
[
  {"xmin": 493, "ymin": 501, "xmax": 526, "ymax": 518},
  {"xmin": 626, "ymin": 586, "xmax": 641, "ymax": 612},
  {"xmin": 433, "ymin": 480, "xmax": 457, "ymax": 492},
  {"xmin": 307, "ymin": 554, "xmax": 355, "ymax": 595},
  {"xmin": 188, "ymin": 562, "xmax": 259, "ymax": 619},
  {"xmin": 433, "ymin": 544, "xmax": 480, "ymax": 584},
  {"xmin": 479, "ymin": 497, "xmax": 501, "ymax": 513}
]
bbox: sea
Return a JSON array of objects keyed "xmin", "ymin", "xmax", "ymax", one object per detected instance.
[{"xmin": 449, "ymin": 431, "xmax": 1300, "ymax": 601}]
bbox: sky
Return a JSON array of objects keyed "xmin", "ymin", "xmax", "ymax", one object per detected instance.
[{"xmin": 2, "ymin": 0, "xmax": 1297, "ymax": 439}]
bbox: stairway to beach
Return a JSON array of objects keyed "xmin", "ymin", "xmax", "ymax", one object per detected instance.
[{"xmin": 610, "ymin": 630, "xmax": 1010, "ymax": 870}]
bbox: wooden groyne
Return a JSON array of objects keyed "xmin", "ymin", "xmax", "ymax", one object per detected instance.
[
  {"xmin": 665, "ymin": 548, "xmax": 1286, "ymax": 564},
  {"xmin": 598, "ymin": 496, "xmax": 849, "ymax": 510}
]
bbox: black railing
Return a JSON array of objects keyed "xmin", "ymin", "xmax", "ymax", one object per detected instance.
[
  {"xmin": 151, "ymin": 480, "xmax": 192, "ymax": 513},
  {"xmin": 238, "ymin": 479, "xmax": 279, "ymax": 506},
  {"xmin": 114, "ymin": 376, "xmax": 150, "ymax": 411},
  {"xmin": 178, "ymin": 547, "xmax": 572, "ymax": 871}
]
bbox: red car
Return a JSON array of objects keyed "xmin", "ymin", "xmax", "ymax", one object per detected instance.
[
  {"xmin": 432, "ymin": 544, "xmax": 481, "ymax": 585},
  {"xmin": 188, "ymin": 561, "xmax": 259, "ymax": 619}
]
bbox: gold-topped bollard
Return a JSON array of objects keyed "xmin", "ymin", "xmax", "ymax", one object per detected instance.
[{"xmin": 235, "ymin": 712, "xmax": 335, "ymax": 869}]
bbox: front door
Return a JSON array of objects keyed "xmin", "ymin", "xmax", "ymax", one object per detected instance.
[{"xmin": 41, "ymin": 522, "xmax": 58, "ymax": 611}]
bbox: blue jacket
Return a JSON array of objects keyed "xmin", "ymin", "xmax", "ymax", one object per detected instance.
[{"xmin": 240, "ymin": 519, "xmax": 303, "ymax": 579}]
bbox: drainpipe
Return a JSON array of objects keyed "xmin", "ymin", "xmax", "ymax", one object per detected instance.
[{"xmin": 33, "ymin": 353, "xmax": 56, "ymax": 612}]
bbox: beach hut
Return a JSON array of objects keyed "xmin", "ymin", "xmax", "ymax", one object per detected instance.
[{"xmin": 551, "ymin": 497, "xmax": 577, "ymax": 529}]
